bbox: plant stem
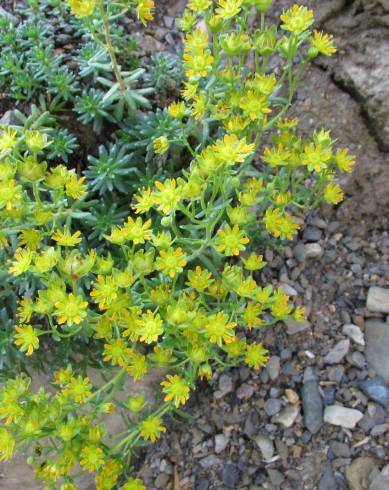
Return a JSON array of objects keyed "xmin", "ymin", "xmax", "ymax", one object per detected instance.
[{"xmin": 98, "ymin": 0, "xmax": 126, "ymax": 93}]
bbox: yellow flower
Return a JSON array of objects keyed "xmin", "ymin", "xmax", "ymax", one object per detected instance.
[
  {"xmin": 123, "ymin": 216, "xmax": 152, "ymax": 244},
  {"xmin": 205, "ymin": 312, "xmax": 236, "ymax": 346},
  {"xmin": 241, "ymin": 254, "xmax": 265, "ymax": 271},
  {"xmin": 161, "ymin": 374, "xmax": 190, "ymax": 407},
  {"xmin": 127, "ymin": 394, "xmax": 146, "ymax": 413},
  {"xmin": 271, "ymin": 288, "xmax": 292, "ymax": 319},
  {"xmin": 263, "ymin": 208, "xmax": 300, "ymax": 240},
  {"xmin": 191, "ymin": 91, "xmax": 207, "ymax": 119},
  {"xmin": 0, "ymin": 428, "xmax": 15, "ymax": 461},
  {"xmin": 65, "ymin": 173, "xmax": 87, "ymax": 199},
  {"xmin": 198, "ymin": 364, "xmax": 212, "ymax": 380},
  {"xmin": 120, "ymin": 477, "xmax": 147, "ymax": 490},
  {"xmin": 80, "ymin": 445, "xmax": 105, "ymax": 473},
  {"xmin": 8, "ymin": 248, "xmax": 34, "ymax": 276},
  {"xmin": 0, "ymin": 179, "xmax": 22, "ymax": 210},
  {"xmin": 140, "ymin": 416, "xmax": 166, "ymax": 442},
  {"xmin": 182, "ymin": 81, "xmax": 198, "ymax": 101},
  {"xmin": 0, "ymin": 127, "xmax": 17, "ymax": 152},
  {"xmin": 324, "ymin": 182, "xmax": 344, "ymax": 205},
  {"xmin": 293, "ymin": 305, "xmax": 306, "ymax": 322},
  {"xmin": 215, "ymin": 224, "xmax": 249, "ymax": 256},
  {"xmin": 25, "ymin": 130, "xmax": 49, "ymax": 153},
  {"xmin": 103, "ymin": 338, "xmax": 131, "ymax": 367},
  {"xmin": 240, "ymin": 91, "xmax": 272, "ymax": 121},
  {"xmin": 183, "ymin": 50, "xmax": 214, "ymax": 79},
  {"xmin": 262, "ymin": 145, "xmax": 290, "ymax": 167},
  {"xmin": 215, "ymin": 0, "xmax": 243, "ymax": 19},
  {"xmin": 335, "ymin": 148, "xmax": 355, "ymax": 172},
  {"xmin": 310, "ymin": 30, "xmax": 336, "ymax": 56},
  {"xmin": 136, "ymin": 310, "xmax": 164, "ymax": 344},
  {"xmin": 136, "ymin": 0, "xmax": 154, "ymax": 25},
  {"xmin": 167, "ymin": 101, "xmax": 186, "ymax": 120},
  {"xmin": 187, "ymin": 0, "xmax": 211, "ymax": 12},
  {"xmin": 52, "ymin": 228, "xmax": 82, "ymax": 247},
  {"xmin": 63, "ymin": 375, "xmax": 92, "ymax": 403},
  {"xmin": 280, "ymin": 4, "xmax": 314, "ymax": 33},
  {"xmin": 187, "ymin": 266, "xmax": 214, "ymax": 292},
  {"xmin": 96, "ymin": 459, "xmax": 123, "ymax": 490},
  {"xmin": 184, "ymin": 28, "xmax": 209, "ymax": 53},
  {"xmin": 127, "ymin": 351, "xmax": 148, "ymax": 381},
  {"xmin": 153, "ymin": 136, "xmax": 169, "ymax": 155},
  {"xmin": 156, "ymin": 247, "xmax": 187, "ymax": 278},
  {"xmin": 17, "ymin": 297, "xmax": 34, "ymax": 323},
  {"xmin": 301, "ymin": 143, "xmax": 332, "ymax": 173},
  {"xmin": 212, "ymin": 134, "xmax": 255, "ymax": 164},
  {"xmin": 245, "ymin": 342, "xmax": 269, "ymax": 369},
  {"xmin": 19, "ymin": 229, "xmax": 41, "ymax": 250},
  {"xmin": 243, "ymin": 302, "xmax": 264, "ymax": 329},
  {"xmin": 14, "ymin": 324, "xmax": 39, "ymax": 356},
  {"xmin": 68, "ymin": 0, "xmax": 96, "ymax": 17},
  {"xmin": 132, "ymin": 187, "xmax": 154, "ymax": 214},
  {"xmin": 90, "ymin": 275, "xmax": 118, "ymax": 310},
  {"xmin": 54, "ymin": 293, "xmax": 88, "ymax": 326},
  {"xmin": 153, "ymin": 178, "xmax": 181, "ymax": 214}
]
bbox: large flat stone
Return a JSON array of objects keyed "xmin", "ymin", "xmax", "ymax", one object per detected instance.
[{"xmin": 365, "ymin": 320, "xmax": 389, "ymax": 382}]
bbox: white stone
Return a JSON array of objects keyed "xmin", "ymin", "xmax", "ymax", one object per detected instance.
[
  {"xmin": 304, "ymin": 243, "xmax": 323, "ymax": 258},
  {"xmin": 342, "ymin": 324, "xmax": 365, "ymax": 346},
  {"xmin": 272, "ymin": 405, "xmax": 300, "ymax": 428},
  {"xmin": 367, "ymin": 287, "xmax": 389, "ymax": 314},
  {"xmin": 253, "ymin": 434, "xmax": 274, "ymax": 461},
  {"xmin": 214, "ymin": 434, "xmax": 229, "ymax": 454},
  {"xmin": 324, "ymin": 405, "xmax": 363, "ymax": 428}
]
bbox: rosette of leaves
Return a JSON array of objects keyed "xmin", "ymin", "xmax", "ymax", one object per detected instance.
[
  {"xmin": 144, "ymin": 52, "xmax": 184, "ymax": 94},
  {"xmin": 84, "ymin": 142, "xmax": 138, "ymax": 195},
  {"xmin": 82, "ymin": 198, "xmax": 130, "ymax": 243},
  {"xmin": 46, "ymin": 128, "xmax": 79, "ymax": 162},
  {"xmin": 74, "ymin": 88, "xmax": 116, "ymax": 133},
  {"xmin": 120, "ymin": 108, "xmax": 191, "ymax": 163}
]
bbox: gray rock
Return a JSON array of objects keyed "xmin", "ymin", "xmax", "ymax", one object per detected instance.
[
  {"xmin": 264, "ymin": 398, "xmax": 282, "ymax": 416},
  {"xmin": 344, "ymin": 457, "xmax": 377, "ymax": 490},
  {"xmin": 359, "ymin": 377, "xmax": 389, "ymax": 407},
  {"xmin": 285, "ymin": 318, "xmax": 311, "ymax": 335},
  {"xmin": 348, "ymin": 351, "xmax": 366, "ymax": 369},
  {"xmin": 279, "ymin": 282, "xmax": 298, "ymax": 297},
  {"xmin": 367, "ymin": 287, "xmax": 389, "ymax": 313},
  {"xmin": 335, "ymin": 42, "xmax": 389, "ymax": 151},
  {"xmin": 0, "ymin": 110, "xmax": 18, "ymax": 126},
  {"xmin": 293, "ymin": 243, "xmax": 306, "ymax": 263},
  {"xmin": 222, "ymin": 463, "xmax": 240, "ymax": 488},
  {"xmin": 319, "ymin": 462, "xmax": 338, "ymax": 490},
  {"xmin": 370, "ymin": 424, "xmax": 389, "ymax": 436},
  {"xmin": 243, "ymin": 409, "xmax": 259, "ymax": 438},
  {"xmin": 365, "ymin": 320, "xmax": 389, "ymax": 382},
  {"xmin": 304, "ymin": 243, "xmax": 323, "ymax": 258},
  {"xmin": 267, "ymin": 469, "xmax": 284, "ymax": 486},
  {"xmin": 253, "ymin": 434, "xmax": 274, "ymax": 461},
  {"xmin": 215, "ymin": 374, "xmax": 234, "ymax": 398},
  {"xmin": 369, "ymin": 468, "xmax": 389, "ymax": 490},
  {"xmin": 343, "ymin": 324, "xmax": 365, "ymax": 346},
  {"xmin": 302, "ymin": 371, "xmax": 323, "ymax": 434},
  {"xmin": 236, "ymin": 383, "xmax": 254, "ymax": 400},
  {"xmin": 323, "ymin": 339, "xmax": 350, "ymax": 364},
  {"xmin": 214, "ymin": 434, "xmax": 229, "ymax": 454},
  {"xmin": 199, "ymin": 455, "xmax": 221, "ymax": 469},
  {"xmin": 303, "ymin": 226, "xmax": 322, "ymax": 241},
  {"xmin": 330, "ymin": 441, "xmax": 351, "ymax": 458},
  {"xmin": 272, "ymin": 404, "xmax": 299, "ymax": 428},
  {"xmin": 266, "ymin": 356, "xmax": 280, "ymax": 381},
  {"xmin": 324, "ymin": 405, "xmax": 363, "ymax": 429}
]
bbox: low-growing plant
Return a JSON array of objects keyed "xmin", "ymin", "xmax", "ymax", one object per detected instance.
[{"xmin": 0, "ymin": 1, "xmax": 356, "ymax": 489}]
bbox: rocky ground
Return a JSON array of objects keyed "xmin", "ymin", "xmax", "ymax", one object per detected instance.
[{"xmin": 0, "ymin": 1, "xmax": 388, "ymax": 489}]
